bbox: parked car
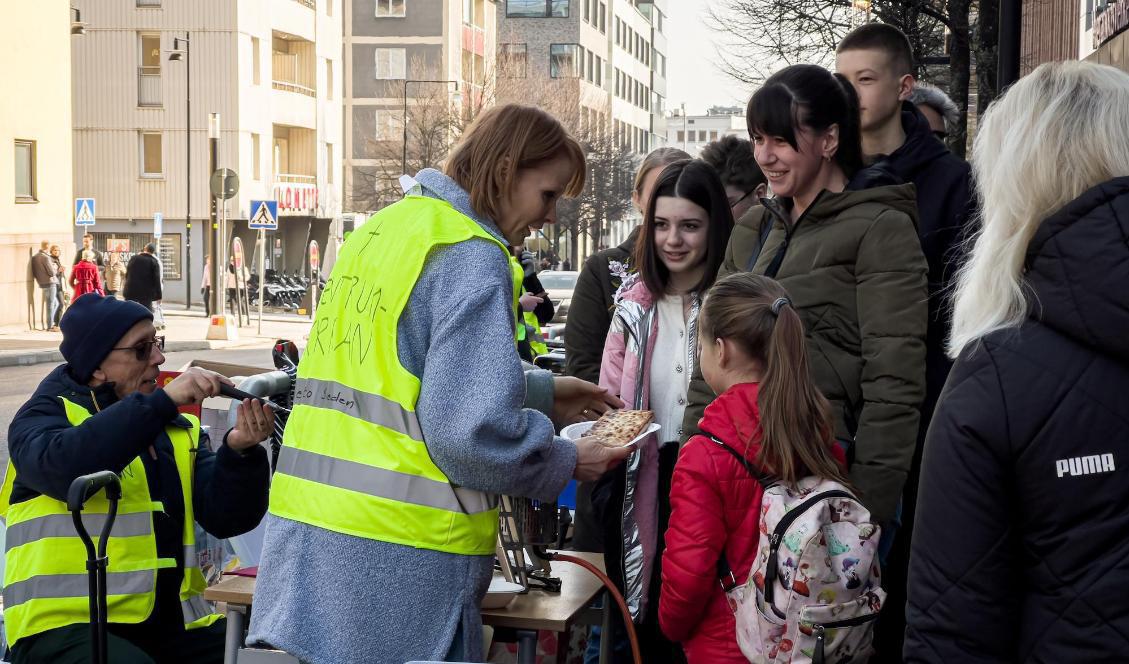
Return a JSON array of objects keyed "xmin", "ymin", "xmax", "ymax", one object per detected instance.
[{"xmin": 537, "ymin": 270, "xmax": 579, "ymax": 324}]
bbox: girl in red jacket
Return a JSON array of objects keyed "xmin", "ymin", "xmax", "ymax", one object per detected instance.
[{"xmin": 659, "ymin": 272, "xmax": 848, "ymax": 663}]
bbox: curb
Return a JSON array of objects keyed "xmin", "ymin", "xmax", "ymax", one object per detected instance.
[{"xmin": 0, "ymin": 338, "xmax": 272, "ymax": 369}]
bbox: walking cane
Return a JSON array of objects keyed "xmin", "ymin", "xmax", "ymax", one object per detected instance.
[{"xmin": 67, "ymin": 471, "xmax": 122, "ymax": 664}]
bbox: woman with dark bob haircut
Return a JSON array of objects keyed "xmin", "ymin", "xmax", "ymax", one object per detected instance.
[
  {"xmin": 683, "ymin": 64, "xmax": 928, "ymax": 551},
  {"xmin": 594, "ymin": 159, "xmax": 734, "ymax": 661}
]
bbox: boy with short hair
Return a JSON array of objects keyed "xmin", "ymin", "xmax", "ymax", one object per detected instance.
[{"xmin": 837, "ymin": 22, "xmax": 976, "ymax": 663}]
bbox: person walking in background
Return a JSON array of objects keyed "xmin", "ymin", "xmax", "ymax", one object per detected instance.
[
  {"xmin": 49, "ymin": 245, "xmax": 66, "ymax": 328},
  {"xmin": 682, "ymin": 63, "xmax": 928, "ymax": 548},
  {"xmin": 515, "ymin": 247, "xmax": 554, "ymax": 362},
  {"xmin": 70, "ymin": 251, "xmax": 104, "ymax": 300},
  {"xmin": 123, "ymin": 243, "xmax": 163, "ymax": 314},
  {"xmin": 31, "ymin": 241, "xmax": 58, "ymax": 331},
  {"xmin": 660, "ymin": 273, "xmax": 848, "ymax": 663},
  {"xmin": 201, "ymin": 255, "xmax": 212, "ymax": 317},
  {"xmin": 835, "ymin": 25, "xmax": 976, "ymax": 658},
  {"xmin": 104, "ymin": 251, "xmax": 126, "ymax": 298},
  {"xmin": 71, "ymin": 233, "xmax": 104, "ymax": 270},
  {"xmin": 595, "ymin": 159, "xmax": 735, "ymax": 663},
  {"xmin": 700, "ymin": 135, "xmax": 769, "ymax": 223},
  {"xmin": 906, "ymin": 61, "xmax": 1129, "ymax": 663}
]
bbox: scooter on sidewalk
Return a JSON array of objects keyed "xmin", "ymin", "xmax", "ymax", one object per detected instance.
[{"xmin": 67, "ymin": 470, "xmax": 123, "ymax": 664}]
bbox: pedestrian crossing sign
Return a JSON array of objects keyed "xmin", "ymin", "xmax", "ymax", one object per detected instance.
[
  {"xmin": 74, "ymin": 198, "xmax": 96, "ymax": 226},
  {"xmin": 249, "ymin": 199, "xmax": 278, "ymax": 230}
]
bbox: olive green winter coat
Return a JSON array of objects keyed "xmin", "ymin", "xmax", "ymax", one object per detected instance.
[{"xmin": 682, "ymin": 184, "xmax": 928, "ymax": 523}]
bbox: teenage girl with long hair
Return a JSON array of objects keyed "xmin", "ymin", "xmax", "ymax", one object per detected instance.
[{"xmin": 660, "ymin": 272, "xmax": 847, "ymax": 663}]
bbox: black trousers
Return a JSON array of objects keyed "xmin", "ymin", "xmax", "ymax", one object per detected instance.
[{"xmin": 11, "ymin": 619, "xmax": 227, "ymax": 664}]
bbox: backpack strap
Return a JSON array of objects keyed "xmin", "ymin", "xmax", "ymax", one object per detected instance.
[
  {"xmin": 743, "ymin": 215, "xmax": 775, "ymax": 272},
  {"xmin": 699, "ymin": 430, "xmax": 776, "ymax": 599}
]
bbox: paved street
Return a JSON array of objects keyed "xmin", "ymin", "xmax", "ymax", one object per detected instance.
[{"xmin": 0, "ymin": 346, "xmax": 283, "ymax": 469}]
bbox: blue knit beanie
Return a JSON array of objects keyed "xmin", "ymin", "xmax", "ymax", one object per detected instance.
[{"xmin": 60, "ymin": 295, "xmax": 154, "ymax": 383}]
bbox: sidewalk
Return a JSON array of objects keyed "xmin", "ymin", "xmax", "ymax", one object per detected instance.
[{"xmin": 0, "ymin": 305, "xmax": 314, "ymax": 368}]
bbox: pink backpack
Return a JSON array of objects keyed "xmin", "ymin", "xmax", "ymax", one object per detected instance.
[{"xmin": 712, "ymin": 438, "xmax": 885, "ymax": 664}]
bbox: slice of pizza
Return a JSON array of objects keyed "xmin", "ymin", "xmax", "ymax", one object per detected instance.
[{"xmin": 587, "ymin": 409, "xmax": 654, "ymax": 447}]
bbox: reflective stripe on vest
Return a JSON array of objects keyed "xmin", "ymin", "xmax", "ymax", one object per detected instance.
[
  {"xmin": 0, "ymin": 397, "xmax": 222, "ymax": 644},
  {"xmin": 269, "ymin": 195, "xmax": 521, "ymax": 556}
]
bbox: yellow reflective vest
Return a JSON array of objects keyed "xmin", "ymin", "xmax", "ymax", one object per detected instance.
[
  {"xmin": 269, "ymin": 195, "xmax": 522, "ymax": 556},
  {"xmin": 0, "ymin": 398, "xmax": 222, "ymax": 646}
]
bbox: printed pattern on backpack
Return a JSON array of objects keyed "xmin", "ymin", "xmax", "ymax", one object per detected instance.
[{"xmin": 731, "ymin": 477, "xmax": 884, "ymax": 664}]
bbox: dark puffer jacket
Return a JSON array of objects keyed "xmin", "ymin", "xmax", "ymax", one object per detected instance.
[
  {"xmin": 905, "ymin": 177, "xmax": 1129, "ymax": 662},
  {"xmin": 684, "ymin": 185, "xmax": 928, "ymax": 524}
]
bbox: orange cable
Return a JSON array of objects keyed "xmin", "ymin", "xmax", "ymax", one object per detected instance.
[{"xmin": 551, "ymin": 553, "xmax": 642, "ymax": 664}]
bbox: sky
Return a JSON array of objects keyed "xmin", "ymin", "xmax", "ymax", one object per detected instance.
[{"xmin": 665, "ymin": 1, "xmax": 753, "ymax": 115}]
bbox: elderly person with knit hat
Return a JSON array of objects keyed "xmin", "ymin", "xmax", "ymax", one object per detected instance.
[{"xmin": 3, "ymin": 294, "xmax": 273, "ymax": 664}]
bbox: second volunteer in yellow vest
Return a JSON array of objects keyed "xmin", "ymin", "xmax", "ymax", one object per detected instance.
[
  {"xmin": 4, "ymin": 295, "xmax": 273, "ymax": 663},
  {"xmin": 247, "ymin": 104, "xmax": 633, "ymax": 664}
]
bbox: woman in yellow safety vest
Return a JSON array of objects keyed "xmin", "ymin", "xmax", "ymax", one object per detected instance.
[{"xmin": 247, "ymin": 105, "xmax": 633, "ymax": 663}]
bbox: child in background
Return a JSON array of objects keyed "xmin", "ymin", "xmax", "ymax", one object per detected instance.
[{"xmin": 659, "ymin": 273, "xmax": 847, "ymax": 663}]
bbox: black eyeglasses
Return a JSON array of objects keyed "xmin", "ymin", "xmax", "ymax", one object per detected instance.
[
  {"xmin": 727, "ymin": 189, "xmax": 755, "ymax": 210},
  {"xmin": 110, "ymin": 336, "xmax": 165, "ymax": 361}
]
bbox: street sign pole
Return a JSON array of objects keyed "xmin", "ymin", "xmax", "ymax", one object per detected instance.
[{"xmin": 258, "ymin": 229, "xmax": 265, "ymax": 336}]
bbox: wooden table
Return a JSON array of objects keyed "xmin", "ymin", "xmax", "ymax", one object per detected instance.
[{"xmin": 203, "ymin": 551, "xmax": 612, "ymax": 664}]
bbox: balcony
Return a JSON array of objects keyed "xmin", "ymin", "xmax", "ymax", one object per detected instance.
[
  {"xmin": 138, "ymin": 66, "xmax": 162, "ymax": 107},
  {"xmin": 272, "ymin": 53, "xmax": 315, "ymax": 97},
  {"xmin": 137, "ymin": 0, "xmax": 162, "ymax": 5}
]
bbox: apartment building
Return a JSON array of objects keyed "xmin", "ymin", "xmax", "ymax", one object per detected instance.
[
  {"xmin": 667, "ymin": 106, "xmax": 746, "ymax": 158},
  {"xmin": 71, "ymin": 0, "xmax": 343, "ymax": 305},
  {"xmin": 344, "ymin": 0, "xmax": 496, "ymax": 212},
  {"xmin": 496, "ymin": 0, "xmax": 668, "ymax": 153},
  {"xmin": 0, "ymin": 4, "xmax": 75, "ymax": 329}
]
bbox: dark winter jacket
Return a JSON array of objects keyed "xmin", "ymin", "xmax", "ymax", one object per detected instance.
[
  {"xmin": 564, "ymin": 226, "xmax": 640, "ymax": 384},
  {"xmin": 7, "ymin": 364, "xmax": 270, "ymax": 636},
  {"xmin": 683, "ymin": 185, "xmax": 928, "ymax": 524},
  {"xmin": 31, "ymin": 251, "xmax": 54, "ymax": 288},
  {"xmin": 873, "ymin": 101, "xmax": 975, "ymax": 409},
  {"xmin": 123, "ymin": 251, "xmax": 163, "ymax": 303},
  {"xmin": 905, "ymin": 177, "xmax": 1129, "ymax": 663}
]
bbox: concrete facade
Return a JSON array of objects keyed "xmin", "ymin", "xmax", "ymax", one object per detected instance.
[
  {"xmin": 345, "ymin": 0, "xmax": 497, "ymax": 213},
  {"xmin": 71, "ymin": 0, "xmax": 343, "ymax": 306},
  {"xmin": 0, "ymin": 4, "xmax": 76, "ymax": 330},
  {"xmin": 666, "ymin": 109, "xmax": 746, "ymax": 158}
]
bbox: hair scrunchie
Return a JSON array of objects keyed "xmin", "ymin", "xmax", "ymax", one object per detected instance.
[{"xmin": 770, "ymin": 297, "xmax": 792, "ymax": 316}]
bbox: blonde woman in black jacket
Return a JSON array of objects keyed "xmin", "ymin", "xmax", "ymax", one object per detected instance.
[{"xmin": 906, "ymin": 61, "xmax": 1129, "ymax": 662}]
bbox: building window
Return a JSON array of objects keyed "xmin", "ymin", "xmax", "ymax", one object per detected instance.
[
  {"xmin": 676, "ymin": 130, "xmax": 685, "ymax": 143},
  {"xmin": 14, "ymin": 140, "xmax": 35, "ymax": 202},
  {"xmin": 137, "ymin": 0, "xmax": 161, "ymax": 6},
  {"xmin": 327, "ymin": 0, "xmax": 333, "ymax": 15},
  {"xmin": 138, "ymin": 33, "xmax": 162, "ymax": 107},
  {"xmin": 326, "ymin": 59, "xmax": 334, "ymax": 99},
  {"xmin": 252, "ymin": 133, "xmax": 261, "ymax": 180},
  {"xmin": 586, "ymin": 49, "xmax": 594, "ymax": 82},
  {"xmin": 140, "ymin": 132, "xmax": 163, "ymax": 178},
  {"xmin": 594, "ymin": 54, "xmax": 602, "ymax": 86},
  {"xmin": 501, "ymin": 43, "xmax": 527, "ymax": 77},
  {"xmin": 549, "ymin": 44, "xmax": 579, "ymax": 78},
  {"xmin": 599, "ymin": 3, "xmax": 606, "ymax": 32},
  {"xmin": 656, "ymin": 8, "xmax": 663, "ymax": 33},
  {"xmin": 252, "ymin": 37, "xmax": 261, "ymax": 85},
  {"xmin": 326, "ymin": 143, "xmax": 335, "ymax": 184},
  {"xmin": 614, "ymin": 18, "xmax": 620, "ymax": 45},
  {"xmin": 375, "ymin": 48, "xmax": 406, "ymax": 79},
  {"xmin": 583, "ymin": 0, "xmax": 590, "ymax": 22},
  {"xmin": 374, "ymin": 109, "xmax": 399, "ymax": 141},
  {"xmin": 376, "ymin": 0, "xmax": 405, "ymax": 17},
  {"xmin": 697, "ymin": 130, "xmax": 706, "ymax": 143},
  {"xmin": 507, "ymin": 0, "xmax": 568, "ymax": 17}
]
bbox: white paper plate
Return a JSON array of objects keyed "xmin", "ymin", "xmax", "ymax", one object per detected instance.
[
  {"xmin": 560, "ymin": 420, "xmax": 660, "ymax": 449},
  {"xmin": 482, "ymin": 578, "xmax": 524, "ymax": 609}
]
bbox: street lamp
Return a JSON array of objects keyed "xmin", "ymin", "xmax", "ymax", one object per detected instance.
[
  {"xmin": 401, "ymin": 79, "xmax": 462, "ymax": 176},
  {"xmin": 70, "ymin": 7, "xmax": 86, "ymax": 35},
  {"xmin": 208, "ymin": 113, "xmax": 221, "ymax": 319},
  {"xmin": 169, "ymin": 33, "xmax": 192, "ymax": 309}
]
